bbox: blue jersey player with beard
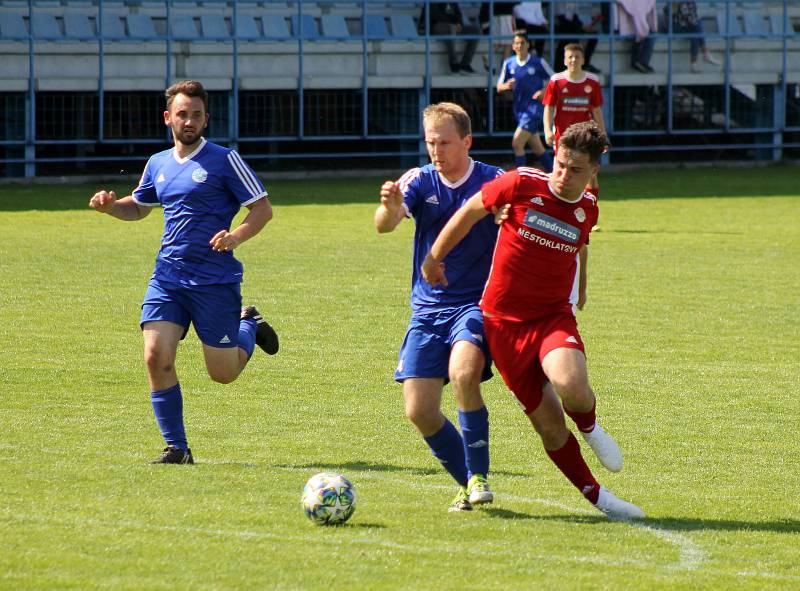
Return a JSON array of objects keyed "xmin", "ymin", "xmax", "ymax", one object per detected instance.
[
  {"xmin": 375, "ymin": 103, "xmax": 504, "ymax": 511},
  {"xmin": 89, "ymin": 80, "xmax": 279, "ymax": 465},
  {"xmin": 497, "ymin": 32, "xmax": 554, "ymax": 171}
]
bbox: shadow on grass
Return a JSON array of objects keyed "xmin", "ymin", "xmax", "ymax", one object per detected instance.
[{"xmin": 487, "ymin": 511, "xmax": 800, "ymax": 534}]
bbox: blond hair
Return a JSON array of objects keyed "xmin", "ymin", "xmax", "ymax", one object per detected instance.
[{"xmin": 422, "ymin": 102, "xmax": 472, "ymax": 138}]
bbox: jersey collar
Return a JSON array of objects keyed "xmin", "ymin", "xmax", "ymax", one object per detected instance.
[
  {"xmin": 566, "ymin": 73, "xmax": 588, "ymax": 84},
  {"xmin": 438, "ymin": 158, "xmax": 475, "ymax": 189},
  {"xmin": 515, "ymin": 54, "xmax": 531, "ymax": 67},
  {"xmin": 547, "ymin": 180, "xmax": 583, "ymax": 204},
  {"xmin": 173, "ymin": 137, "xmax": 207, "ymax": 164}
]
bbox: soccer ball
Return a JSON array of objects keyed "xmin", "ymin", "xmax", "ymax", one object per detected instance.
[{"xmin": 301, "ymin": 472, "xmax": 357, "ymax": 526}]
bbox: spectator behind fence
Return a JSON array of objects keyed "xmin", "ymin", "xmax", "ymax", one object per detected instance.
[
  {"xmin": 552, "ymin": 2, "xmax": 605, "ymax": 74},
  {"xmin": 616, "ymin": 0, "xmax": 658, "ymax": 73},
  {"xmin": 513, "ymin": 2, "xmax": 549, "ymax": 57},
  {"xmin": 668, "ymin": 2, "xmax": 720, "ymax": 72},
  {"xmin": 480, "ymin": 2, "xmax": 517, "ymax": 70},
  {"xmin": 422, "ymin": 3, "xmax": 481, "ymax": 73}
]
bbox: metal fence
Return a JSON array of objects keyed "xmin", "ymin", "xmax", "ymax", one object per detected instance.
[{"xmin": 1, "ymin": 0, "xmax": 798, "ymax": 177}]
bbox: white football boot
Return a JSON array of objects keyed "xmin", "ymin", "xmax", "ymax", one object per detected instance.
[
  {"xmin": 581, "ymin": 423, "xmax": 623, "ymax": 472},
  {"xmin": 594, "ymin": 487, "xmax": 645, "ymax": 521}
]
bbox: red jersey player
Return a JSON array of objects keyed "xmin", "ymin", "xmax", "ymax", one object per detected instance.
[
  {"xmin": 421, "ymin": 122, "xmax": 644, "ymax": 520},
  {"xmin": 542, "ymin": 43, "xmax": 606, "ymax": 150}
]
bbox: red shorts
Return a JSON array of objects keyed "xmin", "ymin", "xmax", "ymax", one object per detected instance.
[{"xmin": 484, "ymin": 311, "xmax": 585, "ymax": 415}]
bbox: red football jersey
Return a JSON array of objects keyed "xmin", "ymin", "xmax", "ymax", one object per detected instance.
[
  {"xmin": 480, "ymin": 167, "xmax": 599, "ymax": 322},
  {"xmin": 542, "ymin": 71, "xmax": 604, "ymax": 142}
]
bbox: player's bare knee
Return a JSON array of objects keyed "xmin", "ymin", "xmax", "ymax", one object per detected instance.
[
  {"xmin": 144, "ymin": 349, "xmax": 174, "ymax": 377},
  {"xmin": 449, "ymin": 367, "xmax": 481, "ymax": 397}
]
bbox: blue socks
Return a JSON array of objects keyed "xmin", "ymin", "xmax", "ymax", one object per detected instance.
[
  {"xmin": 513, "ymin": 154, "xmax": 527, "ymax": 168},
  {"xmin": 458, "ymin": 406, "xmax": 490, "ymax": 479},
  {"xmin": 150, "ymin": 383, "xmax": 188, "ymax": 452},
  {"xmin": 238, "ymin": 317, "xmax": 257, "ymax": 359},
  {"xmin": 424, "ymin": 419, "xmax": 468, "ymax": 487}
]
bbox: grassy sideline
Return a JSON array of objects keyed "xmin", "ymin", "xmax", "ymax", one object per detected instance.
[{"xmin": 0, "ymin": 165, "xmax": 799, "ymax": 590}]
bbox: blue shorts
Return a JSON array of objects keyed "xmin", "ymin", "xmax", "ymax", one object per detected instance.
[
  {"xmin": 140, "ymin": 278, "xmax": 242, "ymax": 348},
  {"xmin": 518, "ymin": 111, "xmax": 543, "ymax": 134},
  {"xmin": 394, "ymin": 304, "xmax": 492, "ymax": 383}
]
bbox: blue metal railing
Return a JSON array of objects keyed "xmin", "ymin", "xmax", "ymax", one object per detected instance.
[{"xmin": 0, "ymin": 0, "xmax": 798, "ymax": 176}]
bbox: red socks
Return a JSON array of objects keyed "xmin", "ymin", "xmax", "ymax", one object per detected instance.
[
  {"xmin": 564, "ymin": 399, "xmax": 596, "ymax": 433},
  {"xmin": 546, "ymin": 432, "xmax": 600, "ymax": 504}
]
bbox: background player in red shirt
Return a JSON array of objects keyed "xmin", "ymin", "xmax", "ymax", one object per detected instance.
[
  {"xmin": 542, "ymin": 43, "xmax": 606, "ymax": 150},
  {"xmin": 420, "ymin": 122, "xmax": 644, "ymax": 520}
]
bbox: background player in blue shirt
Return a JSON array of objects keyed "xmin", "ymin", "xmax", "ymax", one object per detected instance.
[
  {"xmin": 496, "ymin": 32, "xmax": 554, "ymax": 172},
  {"xmin": 89, "ymin": 80, "xmax": 278, "ymax": 465},
  {"xmin": 375, "ymin": 102, "xmax": 504, "ymax": 511}
]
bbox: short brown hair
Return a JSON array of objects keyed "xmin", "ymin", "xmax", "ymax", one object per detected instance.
[
  {"xmin": 563, "ymin": 43, "xmax": 584, "ymax": 56},
  {"xmin": 165, "ymin": 80, "xmax": 208, "ymax": 112},
  {"xmin": 559, "ymin": 121, "xmax": 607, "ymax": 163},
  {"xmin": 422, "ymin": 102, "xmax": 472, "ymax": 138}
]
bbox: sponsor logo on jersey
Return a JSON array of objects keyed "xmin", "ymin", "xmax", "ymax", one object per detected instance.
[
  {"xmin": 574, "ymin": 207, "xmax": 586, "ymax": 222},
  {"xmin": 523, "ymin": 209, "xmax": 580, "ymax": 243},
  {"xmin": 530, "ymin": 196, "xmax": 544, "ymax": 206},
  {"xmin": 562, "ymin": 87, "xmax": 569, "ymax": 93},
  {"xmin": 192, "ymin": 167, "xmax": 208, "ymax": 183},
  {"xmin": 425, "ymin": 194, "xmax": 439, "ymax": 205},
  {"xmin": 156, "ymin": 173, "xmax": 166, "ymax": 183},
  {"xmin": 563, "ymin": 96, "xmax": 590, "ymax": 106}
]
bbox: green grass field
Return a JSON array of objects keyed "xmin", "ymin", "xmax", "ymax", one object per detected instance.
[{"xmin": 1, "ymin": 165, "xmax": 799, "ymax": 590}]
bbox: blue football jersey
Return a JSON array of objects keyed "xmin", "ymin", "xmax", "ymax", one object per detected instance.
[
  {"xmin": 132, "ymin": 138, "xmax": 267, "ymax": 285},
  {"xmin": 498, "ymin": 54, "xmax": 554, "ymax": 124},
  {"xmin": 398, "ymin": 159, "xmax": 505, "ymax": 313}
]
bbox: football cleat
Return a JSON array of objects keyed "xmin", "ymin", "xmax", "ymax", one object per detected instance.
[
  {"xmin": 467, "ymin": 474, "xmax": 494, "ymax": 505},
  {"xmin": 448, "ymin": 487, "xmax": 473, "ymax": 512},
  {"xmin": 150, "ymin": 445, "xmax": 194, "ymax": 465},
  {"xmin": 241, "ymin": 305, "xmax": 279, "ymax": 355},
  {"xmin": 594, "ymin": 487, "xmax": 645, "ymax": 521},
  {"xmin": 581, "ymin": 423, "xmax": 623, "ymax": 472}
]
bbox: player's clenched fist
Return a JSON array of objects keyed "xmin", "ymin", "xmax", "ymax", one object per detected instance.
[
  {"xmin": 89, "ymin": 190, "xmax": 116, "ymax": 214},
  {"xmin": 379, "ymin": 181, "xmax": 403, "ymax": 211},
  {"xmin": 421, "ymin": 253, "xmax": 448, "ymax": 288}
]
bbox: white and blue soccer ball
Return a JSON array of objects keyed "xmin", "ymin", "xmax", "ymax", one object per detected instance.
[{"xmin": 301, "ymin": 472, "xmax": 357, "ymax": 526}]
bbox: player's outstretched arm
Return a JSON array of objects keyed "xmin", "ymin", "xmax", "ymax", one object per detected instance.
[
  {"xmin": 88, "ymin": 190, "xmax": 151, "ymax": 221},
  {"xmin": 209, "ymin": 196, "xmax": 272, "ymax": 252},
  {"xmin": 421, "ymin": 192, "xmax": 490, "ymax": 287},
  {"xmin": 374, "ymin": 180, "xmax": 406, "ymax": 233}
]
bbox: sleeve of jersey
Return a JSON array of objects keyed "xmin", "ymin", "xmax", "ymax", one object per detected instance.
[
  {"xmin": 592, "ymin": 81, "xmax": 604, "ymax": 107},
  {"xmin": 397, "ymin": 167, "xmax": 422, "ymax": 218},
  {"xmin": 131, "ymin": 158, "xmax": 159, "ymax": 206},
  {"xmin": 542, "ymin": 80, "xmax": 556, "ymax": 106},
  {"xmin": 539, "ymin": 59, "xmax": 554, "ymax": 79},
  {"xmin": 497, "ymin": 61, "xmax": 509, "ymax": 86},
  {"xmin": 226, "ymin": 150, "xmax": 268, "ymax": 206},
  {"xmin": 481, "ymin": 170, "xmax": 519, "ymax": 211}
]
